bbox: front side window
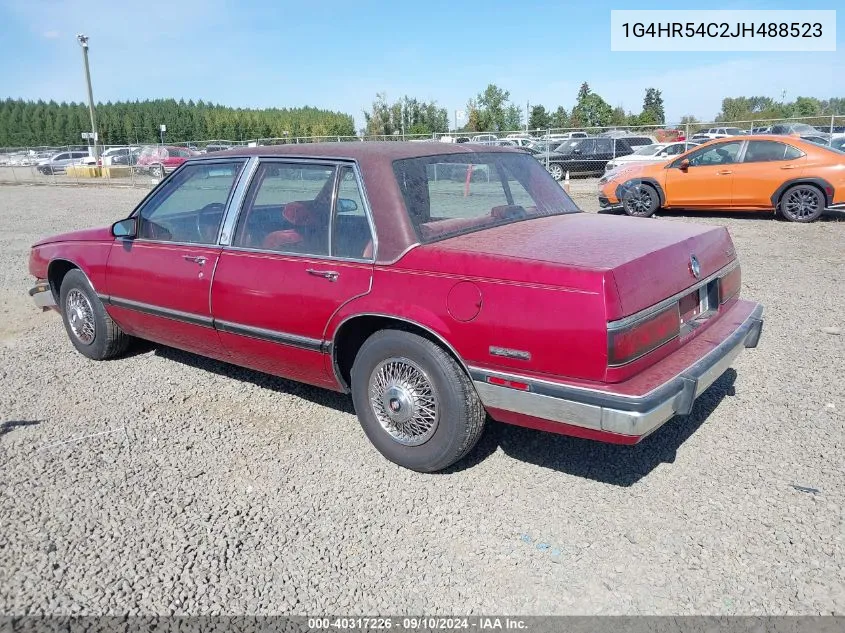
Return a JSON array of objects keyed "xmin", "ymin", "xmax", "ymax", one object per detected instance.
[
  {"xmin": 136, "ymin": 161, "xmax": 245, "ymax": 244},
  {"xmin": 663, "ymin": 144, "xmax": 685, "ymax": 156},
  {"xmin": 595, "ymin": 139, "xmax": 614, "ymax": 153},
  {"xmin": 233, "ymin": 162, "xmax": 336, "ymax": 256},
  {"xmin": 683, "ymin": 141, "xmax": 743, "ymax": 167},
  {"xmin": 393, "ymin": 152, "xmax": 580, "ymax": 244}
]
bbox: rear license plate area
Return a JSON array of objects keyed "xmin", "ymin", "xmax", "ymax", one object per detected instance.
[{"xmin": 680, "ymin": 280, "xmax": 719, "ymax": 333}]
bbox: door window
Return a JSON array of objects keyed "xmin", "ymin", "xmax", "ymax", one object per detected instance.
[
  {"xmin": 136, "ymin": 161, "xmax": 245, "ymax": 244},
  {"xmin": 683, "ymin": 141, "xmax": 743, "ymax": 167},
  {"xmin": 742, "ymin": 140, "xmax": 793, "ymax": 163},
  {"xmin": 233, "ymin": 162, "xmax": 336, "ymax": 256},
  {"xmin": 595, "ymin": 138, "xmax": 613, "ymax": 153},
  {"xmin": 333, "ymin": 166, "xmax": 374, "ymax": 259}
]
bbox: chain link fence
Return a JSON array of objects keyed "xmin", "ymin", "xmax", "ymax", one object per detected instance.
[{"xmin": 2, "ymin": 115, "xmax": 843, "ymax": 188}]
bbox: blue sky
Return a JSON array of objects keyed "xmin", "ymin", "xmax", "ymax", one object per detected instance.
[{"xmin": 0, "ymin": 0, "xmax": 842, "ymax": 132}]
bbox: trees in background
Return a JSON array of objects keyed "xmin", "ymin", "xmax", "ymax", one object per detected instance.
[
  {"xmin": 362, "ymin": 93, "xmax": 448, "ymax": 137},
  {"xmin": 4, "ymin": 87, "xmax": 845, "ymax": 147},
  {"xmin": 570, "ymin": 82, "xmax": 612, "ymax": 128},
  {"xmin": 716, "ymin": 96, "xmax": 845, "ymax": 123},
  {"xmin": 464, "ymin": 84, "xmax": 523, "ymax": 133},
  {"xmin": 0, "ymin": 98, "xmax": 355, "ymax": 147}
]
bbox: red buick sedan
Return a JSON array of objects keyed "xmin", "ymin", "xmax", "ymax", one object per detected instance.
[{"xmin": 28, "ymin": 143, "xmax": 763, "ymax": 472}]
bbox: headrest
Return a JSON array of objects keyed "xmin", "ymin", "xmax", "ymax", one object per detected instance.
[
  {"xmin": 283, "ymin": 202, "xmax": 315, "ymax": 226},
  {"xmin": 490, "ymin": 205, "xmax": 525, "ymax": 219}
]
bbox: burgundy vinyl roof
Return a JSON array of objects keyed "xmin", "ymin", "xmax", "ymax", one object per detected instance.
[{"xmin": 193, "ymin": 141, "xmax": 525, "ymax": 263}]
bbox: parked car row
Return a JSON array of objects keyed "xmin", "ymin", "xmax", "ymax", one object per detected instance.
[{"xmin": 532, "ymin": 135, "xmax": 660, "ymax": 179}]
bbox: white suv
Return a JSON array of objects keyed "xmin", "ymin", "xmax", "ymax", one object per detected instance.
[{"xmin": 691, "ymin": 127, "xmax": 746, "ymax": 141}]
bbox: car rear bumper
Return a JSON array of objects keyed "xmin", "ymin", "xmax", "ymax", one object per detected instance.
[
  {"xmin": 29, "ymin": 280, "xmax": 56, "ymax": 311},
  {"xmin": 472, "ymin": 300, "xmax": 763, "ymax": 442}
]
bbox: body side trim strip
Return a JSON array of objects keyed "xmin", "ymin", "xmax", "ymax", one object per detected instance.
[
  {"xmin": 102, "ymin": 294, "xmax": 324, "ymax": 352},
  {"xmin": 215, "ymin": 319, "xmax": 323, "ymax": 352},
  {"xmin": 103, "ymin": 295, "xmax": 214, "ymax": 328}
]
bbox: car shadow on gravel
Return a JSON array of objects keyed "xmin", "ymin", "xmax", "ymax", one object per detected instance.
[
  {"xmin": 153, "ymin": 345, "xmax": 355, "ymax": 414},
  {"xmin": 452, "ymin": 369, "xmax": 738, "ymax": 486}
]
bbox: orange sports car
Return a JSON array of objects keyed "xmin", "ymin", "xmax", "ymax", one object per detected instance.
[{"xmin": 598, "ymin": 135, "xmax": 845, "ymax": 222}]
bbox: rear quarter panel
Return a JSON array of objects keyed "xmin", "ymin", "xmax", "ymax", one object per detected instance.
[{"xmin": 325, "ymin": 249, "xmax": 612, "ymax": 382}]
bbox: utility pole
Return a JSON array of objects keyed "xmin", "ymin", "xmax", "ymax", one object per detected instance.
[
  {"xmin": 526, "ymin": 100, "xmax": 529, "ymax": 133},
  {"xmin": 76, "ymin": 34, "xmax": 99, "ymax": 159}
]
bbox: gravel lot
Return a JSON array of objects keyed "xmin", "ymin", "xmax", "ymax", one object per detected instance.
[{"xmin": 1, "ymin": 184, "xmax": 843, "ymax": 615}]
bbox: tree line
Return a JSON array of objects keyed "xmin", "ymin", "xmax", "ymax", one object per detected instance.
[
  {"xmin": 364, "ymin": 84, "xmax": 845, "ymax": 136},
  {"xmin": 4, "ymin": 88, "xmax": 845, "ymax": 148},
  {"xmin": 0, "ymin": 98, "xmax": 356, "ymax": 147}
]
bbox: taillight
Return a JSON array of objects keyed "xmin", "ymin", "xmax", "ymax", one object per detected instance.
[
  {"xmin": 719, "ymin": 265, "xmax": 741, "ymax": 304},
  {"xmin": 608, "ymin": 304, "xmax": 680, "ymax": 366}
]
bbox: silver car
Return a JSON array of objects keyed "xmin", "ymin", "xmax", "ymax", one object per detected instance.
[{"xmin": 37, "ymin": 150, "xmax": 91, "ymax": 175}]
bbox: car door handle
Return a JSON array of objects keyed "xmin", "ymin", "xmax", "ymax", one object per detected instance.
[
  {"xmin": 306, "ymin": 269, "xmax": 339, "ymax": 282},
  {"xmin": 717, "ymin": 170, "xmax": 733, "ymax": 175},
  {"xmin": 780, "ymin": 164, "xmax": 798, "ymax": 169},
  {"xmin": 183, "ymin": 255, "xmax": 207, "ymax": 266}
]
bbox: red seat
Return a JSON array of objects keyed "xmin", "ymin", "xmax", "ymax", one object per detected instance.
[
  {"xmin": 261, "ymin": 202, "xmax": 317, "ymax": 251},
  {"xmin": 263, "ymin": 230, "xmax": 303, "ymax": 250}
]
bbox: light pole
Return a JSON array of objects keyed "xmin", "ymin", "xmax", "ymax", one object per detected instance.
[{"xmin": 76, "ymin": 34, "xmax": 99, "ymax": 159}]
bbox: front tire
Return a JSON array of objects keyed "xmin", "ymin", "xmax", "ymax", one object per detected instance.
[
  {"xmin": 778, "ymin": 184, "xmax": 825, "ymax": 222},
  {"xmin": 59, "ymin": 269, "xmax": 131, "ymax": 360},
  {"xmin": 622, "ymin": 182, "xmax": 660, "ymax": 217},
  {"xmin": 350, "ymin": 330, "xmax": 485, "ymax": 472}
]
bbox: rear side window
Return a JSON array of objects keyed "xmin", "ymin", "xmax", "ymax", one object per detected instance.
[
  {"xmin": 783, "ymin": 145, "xmax": 804, "ymax": 160},
  {"xmin": 743, "ymin": 141, "xmax": 800, "ymax": 163}
]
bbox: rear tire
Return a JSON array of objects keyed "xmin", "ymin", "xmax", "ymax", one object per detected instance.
[
  {"xmin": 778, "ymin": 184, "xmax": 825, "ymax": 222},
  {"xmin": 59, "ymin": 269, "xmax": 131, "ymax": 360},
  {"xmin": 548, "ymin": 163, "xmax": 564, "ymax": 181},
  {"xmin": 622, "ymin": 182, "xmax": 660, "ymax": 218},
  {"xmin": 350, "ymin": 330, "xmax": 485, "ymax": 472}
]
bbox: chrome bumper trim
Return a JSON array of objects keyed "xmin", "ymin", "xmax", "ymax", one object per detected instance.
[
  {"xmin": 472, "ymin": 303, "xmax": 764, "ymax": 440},
  {"xmin": 29, "ymin": 281, "xmax": 56, "ymax": 310}
]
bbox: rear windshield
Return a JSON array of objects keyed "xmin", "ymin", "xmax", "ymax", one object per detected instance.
[
  {"xmin": 393, "ymin": 152, "xmax": 580, "ymax": 244},
  {"xmin": 633, "ymin": 144, "xmax": 663, "ymax": 156}
]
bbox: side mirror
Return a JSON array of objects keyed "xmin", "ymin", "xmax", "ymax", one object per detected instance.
[
  {"xmin": 572, "ymin": 148, "xmax": 582, "ymax": 155},
  {"xmin": 111, "ymin": 217, "xmax": 137, "ymax": 238},
  {"xmin": 679, "ymin": 159, "xmax": 690, "ymax": 172},
  {"xmin": 337, "ymin": 198, "xmax": 358, "ymax": 213}
]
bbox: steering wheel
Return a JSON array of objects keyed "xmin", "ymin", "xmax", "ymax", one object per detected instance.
[{"xmin": 196, "ymin": 203, "xmax": 225, "ymax": 242}]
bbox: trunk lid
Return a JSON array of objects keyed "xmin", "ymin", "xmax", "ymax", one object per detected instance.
[{"xmin": 432, "ymin": 213, "xmax": 735, "ymax": 318}]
